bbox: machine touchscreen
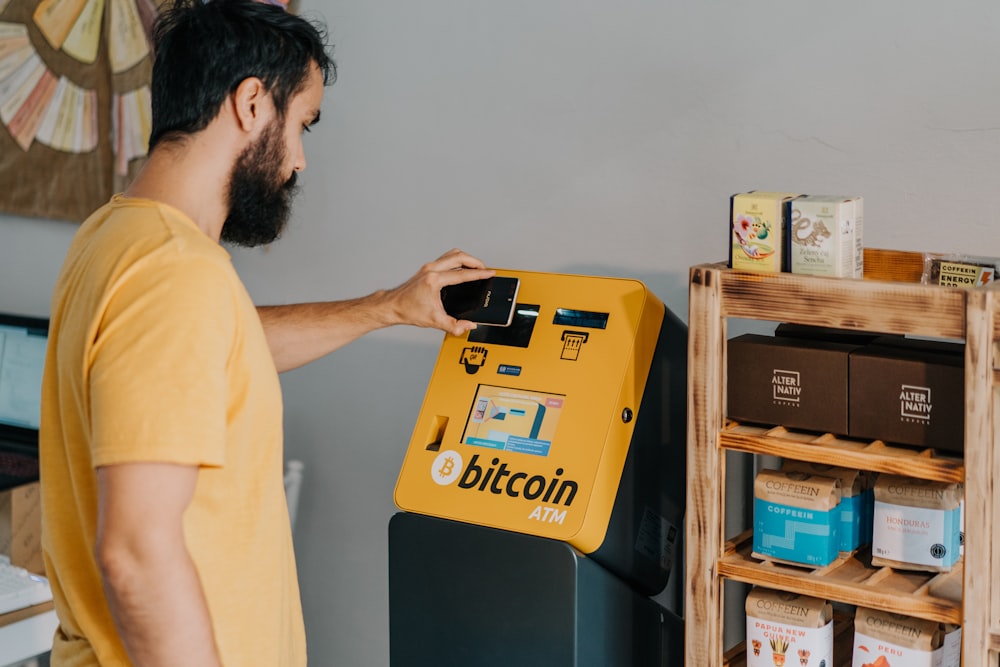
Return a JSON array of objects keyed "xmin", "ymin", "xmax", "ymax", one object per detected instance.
[{"xmin": 461, "ymin": 384, "xmax": 565, "ymax": 457}]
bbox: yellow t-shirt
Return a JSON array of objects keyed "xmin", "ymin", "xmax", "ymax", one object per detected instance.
[{"xmin": 40, "ymin": 196, "xmax": 305, "ymax": 666}]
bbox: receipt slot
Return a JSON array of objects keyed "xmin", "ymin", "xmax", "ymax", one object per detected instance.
[{"xmin": 394, "ymin": 269, "xmax": 687, "ymax": 595}]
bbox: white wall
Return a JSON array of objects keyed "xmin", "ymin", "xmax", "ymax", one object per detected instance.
[{"xmin": 2, "ymin": 1, "xmax": 999, "ymax": 664}]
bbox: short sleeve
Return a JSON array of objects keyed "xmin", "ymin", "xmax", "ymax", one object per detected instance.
[{"xmin": 89, "ymin": 250, "xmax": 238, "ymax": 468}]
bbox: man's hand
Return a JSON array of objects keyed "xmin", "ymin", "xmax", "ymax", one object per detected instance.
[{"xmin": 382, "ymin": 248, "xmax": 495, "ymax": 337}]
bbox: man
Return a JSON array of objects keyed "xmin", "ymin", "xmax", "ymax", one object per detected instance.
[{"xmin": 39, "ymin": 1, "xmax": 492, "ymax": 664}]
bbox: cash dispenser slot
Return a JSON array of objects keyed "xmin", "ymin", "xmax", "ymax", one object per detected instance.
[{"xmin": 423, "ymin": 415, "xmax": 449, "ymax": 452}]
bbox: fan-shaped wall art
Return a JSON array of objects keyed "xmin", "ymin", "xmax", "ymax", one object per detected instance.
[{"xmin": 0, "ymin": 0, "xmax": 157, "ymax": 222}]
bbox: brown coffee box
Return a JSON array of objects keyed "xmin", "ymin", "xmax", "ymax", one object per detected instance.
[
  {"xmin": 848, "ymin": 338, "xmax": 964, "ymax": 453},
  {"xmin": 727, "ymin": 334, "xmax": 860, "ymax": 434},
  {"xmin": 0, "ymin": 481, "xmax": 43, "ymax": 575},
  {"xmin": 774, "ymin": 323, "xmax": 896, "ymax": 346}
]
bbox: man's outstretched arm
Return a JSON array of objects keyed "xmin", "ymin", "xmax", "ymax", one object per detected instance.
[{"xmin": 258, "ymin": 248, "xmax": 494, "ymax": 373}]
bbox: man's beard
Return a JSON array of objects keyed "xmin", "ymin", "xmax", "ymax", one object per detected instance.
[{"xmin": 220, "ymin": 121, "xmax": 299, "ymax": 247}]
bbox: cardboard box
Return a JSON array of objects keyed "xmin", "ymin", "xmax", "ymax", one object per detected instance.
[
  {"xmin": 789, "ymin": 195, "xmax": 864, "ymax": 278},
  {"xmin": 774, "ymin": 322, "xmax": 892, "ymax": 346},
  {"xmin": 848, "ymin": 338, "xmax": 964, "ymax": 453},
  {"xmin": 728, "ymin": 333, "xmax": 860, "ymax": 434},
  {"xmin": 927, "ymin": 256, "xmax": 997, "ymax": 288},
  {"xmin": 730, "ymin": 191, "xmax": 800, "ymax": 273},
  {"xmin": 0, "ymin": 481, "xmax": 43, "ymax": 575}
]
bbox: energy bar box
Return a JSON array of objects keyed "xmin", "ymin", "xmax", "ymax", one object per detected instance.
[
  {"xmin": 789, "ymin": 195, "xmax": 864, "ymax": 278},
  {"xmin": 848, "ymin": 337, "xmax": 964, "ymax": 454},
  {"xmin": 730, "ymin": 191, "xmax": 799, "ymax": 273},
  {"xmin": 871, "ymin": 474, "xmax": 962, "ymax": 572},
  {"xmin": 727, "ymin": 333, "xmax": 860, "ymax": 435},
  {"xmin": 928, "ymin": 257, "xmax": 997, "ymax": 288},
  {"xmin": 753, "ymin": 468, "xmax": 842, "ymax": 567},
  {"xmin": 852, "ymin": 607, "xmax": 961, "ymax": 667},
  {"xmin": 745, "ymin": 586, "xmax": 833, "ymax": 667}
]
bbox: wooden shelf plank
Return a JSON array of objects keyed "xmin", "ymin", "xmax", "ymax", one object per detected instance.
[
  {"xmin": 961, "ymin": 288, "xmax": 998, "ymax": 666},
  {"xmin": 686, "ymin": 263, "xmax": 729, "ymax": 666},
  {"xmin": 0, "ymin": 600, "xmax": 53, "ymax": 628},
  {"xmin": 720, "ymin": 271, "xmax": 966, "ymax": 339},
  {"xmin": 717, "ymin": 531, "xmax": 963, "ymax": 625},
  {"xmin": 690, "ymin": 258, "xmax": 969, "ymax": 340},
  {"xmin": 719, "ymin": 421, "xmax": 965, "ymax": 483}
]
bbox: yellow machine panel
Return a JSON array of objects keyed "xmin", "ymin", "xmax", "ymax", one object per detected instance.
[{"xmin": 394, "ymin": 269, "xmax": 673, "ymax": 561}]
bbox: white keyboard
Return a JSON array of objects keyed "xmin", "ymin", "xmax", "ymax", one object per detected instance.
[{"xmin": 0, "ymin": 556, "xmax": 52, "ymax": 615}]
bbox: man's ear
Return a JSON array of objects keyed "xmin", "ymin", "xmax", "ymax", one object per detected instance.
[{"xmin": 232, "ymin": 77, "xmax": 268, "ymax": 132}]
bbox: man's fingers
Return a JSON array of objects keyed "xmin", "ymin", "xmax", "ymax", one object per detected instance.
[{"xmin": 438, "ymin": 268, "xmax": 496, "ymax": 289}]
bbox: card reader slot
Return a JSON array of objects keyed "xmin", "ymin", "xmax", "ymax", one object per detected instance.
[{"xmin": 553, "ymin": 308, "xmax": 609, "ymax": 329}]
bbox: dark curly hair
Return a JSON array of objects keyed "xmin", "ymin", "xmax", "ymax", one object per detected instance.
[{"xmin": 148, "ymin": 0, "xmax": 336, "ymax": 149}]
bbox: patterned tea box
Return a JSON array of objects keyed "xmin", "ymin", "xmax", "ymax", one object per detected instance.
[
  {"xmin": 789, "ymin": 195, "xmax": 864, "ymax": 278},
  {"xmin": 730, "ymin": 191, "xmax": 800, "ymax": 273}
]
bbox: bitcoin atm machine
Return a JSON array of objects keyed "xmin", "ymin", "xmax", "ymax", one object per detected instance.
[{"xmin": 389, "ymin": 270, "xmax": 687, "ymax": 666}]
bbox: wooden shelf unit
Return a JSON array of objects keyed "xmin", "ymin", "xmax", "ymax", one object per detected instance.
[{"xmin": 685, "ymin": 249, "xmax": 1000, "ymax": 666}]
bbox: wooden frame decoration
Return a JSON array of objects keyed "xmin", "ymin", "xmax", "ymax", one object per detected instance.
[{"xmin": 0, "ymin": 0, "xmax": 156, "ymax": 223}]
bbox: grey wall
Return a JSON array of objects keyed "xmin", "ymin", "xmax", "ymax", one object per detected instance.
[{"xmin": 2, "ymin": 1, "xmax": 999, "ymax": 664}]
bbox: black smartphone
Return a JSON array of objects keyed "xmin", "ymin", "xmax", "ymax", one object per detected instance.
[{"xmin": 441, "ymin": 276, "xmax": 520, "ymax": 327}]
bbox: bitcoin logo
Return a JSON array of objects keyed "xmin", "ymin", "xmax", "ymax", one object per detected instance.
[{"xmin": 431, "ymin": 450, "xmax": 464, "ymax": 486}]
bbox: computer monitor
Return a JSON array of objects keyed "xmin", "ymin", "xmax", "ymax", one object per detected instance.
[{"xmin": 0, "ymin": 313, "xmax": 49, "ymax": 491}]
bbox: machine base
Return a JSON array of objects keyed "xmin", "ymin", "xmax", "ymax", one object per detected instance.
[{"xmin": 388, "ymin": 512, "xmax": 683, "ymax": 667}]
